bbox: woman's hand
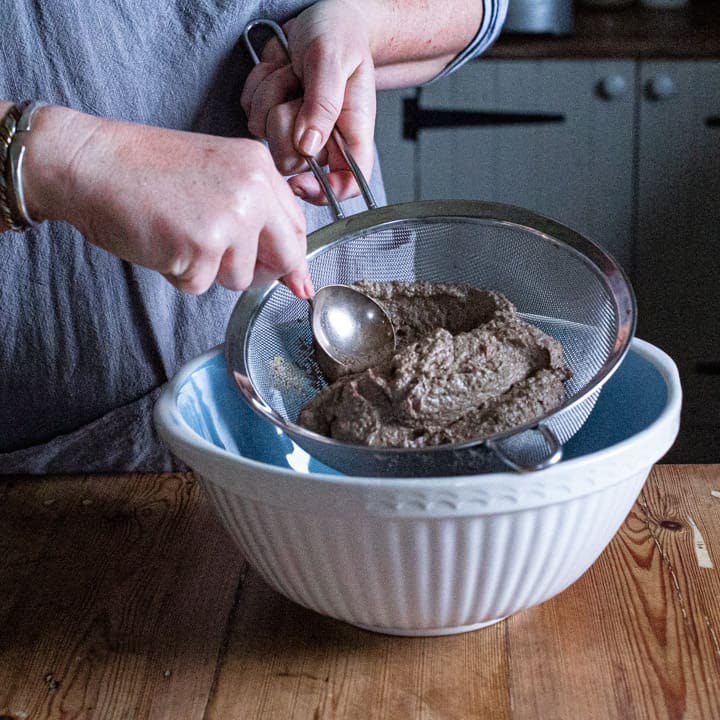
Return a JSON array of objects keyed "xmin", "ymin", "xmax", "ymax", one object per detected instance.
[
  {"xmin": 241, "ymin": 0, "xmax": 377, "ymax": 204},
  {"xmin": 22, "ymin": 105, "xmax": 313, "ymax": 296}
]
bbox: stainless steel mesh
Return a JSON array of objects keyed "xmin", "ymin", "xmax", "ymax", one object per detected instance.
[
  {"xmin": 227, "ymin": 201, "xmax": 636, "ymax": 475},
  {"xmin": 248, "ymin": 217, "xmax": 614, "ymax": 415}
]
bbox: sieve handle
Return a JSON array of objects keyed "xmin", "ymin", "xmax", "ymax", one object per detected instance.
[
  {"xmin": 485, "ymin": 424, "xmax": 563, "ymax": 473},
  {"xmin": 242, "ymin": 19, "xmax": 377, "ymax": 221}
]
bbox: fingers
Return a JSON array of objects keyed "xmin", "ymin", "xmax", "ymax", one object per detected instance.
[
  {"xmin": 333, "ymin": 61, "xmax": 377, "ymax": 182},
  {"xmin": 264, "ymin": 98, "xmax": 317, "ymax": 177},
  {"xmin": 264, "ymin": 96, "xmax": 373, "ymax": 204},
  {"xmin": 265, "ymin": 147, "xmax": 308, "ymax": 229},
  {"xmin": 285, "ymin": 120, "xmax": 374, "ymax": 205},
  {"xmin": 251, "ymin": 171, "xmax": 309, "ymax": 288},
  {"xmin": 259, "ymin": 34, "xmax": 288, "ymax": 65},
  {"xmin": 289, "ymin": 168, "xmax": 357, "ymax": 205},
  {"xmin": 241, "ymin": 62, "xmax": 278, "ymax": 118},
  {"xmin": 160, "ymin": 153, "xmax": 309, "ymax": 296},
  {"xmin": 289, "ymin": 29, "xmax": 376, "ymax": 177},
  {"xmin": 281, "ymin": 267, "xmax": 315, "ymax": 299},
  {"xmin": 288, "ymin": 38, "xmax": 376, "ymax": 202},
  {"xmin": 164, "ymin": 256, "xmax": 224, "ymax": 295},
  {"xmin": 221, "ymin": 162, "xmax": 308, "ymax": 293},
  {"xmin": 165, "ymin": 196, "xmax": 307, "ymax": 296},
  {"xmin": 241, "ymin": 63, "xmax": 301, "ymax": 139},
  {"xmin": 215, "ymin": 246, "xmax": 255, "ymax": 292},
  {"xmin": 242, "ymin": 10, "xmax": 377, "ymax": 205}
]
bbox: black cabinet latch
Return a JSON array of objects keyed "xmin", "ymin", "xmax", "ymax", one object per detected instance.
[{"xmin": 403, "ymin": 97, "xmax": 565, "ymax": 141}]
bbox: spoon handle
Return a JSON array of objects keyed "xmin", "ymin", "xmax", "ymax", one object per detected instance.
[{"xmin": 242, "ymin": 18, "xmax": 378, "ymax": 220}]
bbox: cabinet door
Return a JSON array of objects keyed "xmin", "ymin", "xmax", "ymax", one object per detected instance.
[
  {"xmin": 375, "ymin": 87, "xmax": 418, "ymax": 204},
  {"xmin": 636, "ymin": 60, "xmax": 720, "ymax": 462},
  {"xmin": 415, "ymin": 60, "xmax": 635, "ymax": 269}
]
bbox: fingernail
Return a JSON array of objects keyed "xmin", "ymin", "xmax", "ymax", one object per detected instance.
[
  {"xmin": 293, "ymin": 185, "xmax": 307, "ymax": 199},
  {"xmin": 299, "ymin": 128, "xmax": 322, "ymax": 156},
  {"xmin": 303, "ymin": 275, "xmax": 316, "ymax": 298}
]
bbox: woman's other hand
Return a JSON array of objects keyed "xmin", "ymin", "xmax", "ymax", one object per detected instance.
[{"xmin": 241, "ymin": 1, "xmax": 377, "ymax": 204}]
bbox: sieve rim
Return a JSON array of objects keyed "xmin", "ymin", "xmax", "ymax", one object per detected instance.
[{"xmin": 225, "ymin": 199, "xmax": 637, "ymax": 459}]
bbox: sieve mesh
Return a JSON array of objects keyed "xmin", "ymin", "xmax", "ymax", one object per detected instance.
[{"xmin": 245, "ymin": 216, "xmax": 619, "ymax": 438}]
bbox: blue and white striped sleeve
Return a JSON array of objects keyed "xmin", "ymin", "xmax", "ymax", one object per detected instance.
[{"xmin": 428, "ymin": 0, "xmax": 509, "ymax": 83}]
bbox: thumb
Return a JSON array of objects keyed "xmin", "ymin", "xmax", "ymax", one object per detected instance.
[{"xmin": 293, "ymin": 54, "xmax": 346, "ymax": 158}]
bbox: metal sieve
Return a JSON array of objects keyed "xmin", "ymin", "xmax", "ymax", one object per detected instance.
[
  {"xmin": 225, "ymin": 197, "xmax": 636, "ymax": 477},
  {"xmin": 226, "ymin": 18, "xmax": 635, "ymax": 476}
]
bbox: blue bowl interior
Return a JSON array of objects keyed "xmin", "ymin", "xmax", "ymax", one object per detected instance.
[{"xmin": 175, "ymin": 346, "xmax": 667, "ymax": 476}]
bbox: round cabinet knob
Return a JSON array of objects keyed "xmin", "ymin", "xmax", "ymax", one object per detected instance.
[
  {"xmin": 646, "ymin": 75, "xmax": 676, "ymax": 100},
  {"xmin": 598, "ymin": 75, "xmax": 628, "ymax": 100}
]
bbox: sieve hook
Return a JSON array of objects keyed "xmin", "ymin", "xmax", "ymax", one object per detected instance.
[
  {"xmin": 485, "ymin": 424, "xmax": 563, "ymax": 473},
  {"xmin": 242, "ymin": 19, "xmax": 378, "ymax": 220}
]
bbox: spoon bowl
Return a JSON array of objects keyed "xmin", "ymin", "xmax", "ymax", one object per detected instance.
[{"xmin": 310, "ymin": 284, "xmax": 396, "ymax": 376}]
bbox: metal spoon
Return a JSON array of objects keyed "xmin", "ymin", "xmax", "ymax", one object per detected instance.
[{"xmin": 309, "ymin": 284, "xmax": 396, "ymax": 376}]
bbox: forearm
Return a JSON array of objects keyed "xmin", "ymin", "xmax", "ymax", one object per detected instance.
[{"xmin": 358, "ymin": 0, "xmax": 486, "ymax": 88}]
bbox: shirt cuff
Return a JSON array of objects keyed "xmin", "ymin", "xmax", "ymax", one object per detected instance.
[{"xmin": 426, "ymin": 0, "xmax": 508, "ymax": 84}]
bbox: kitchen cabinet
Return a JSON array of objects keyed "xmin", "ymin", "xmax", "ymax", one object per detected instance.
[
  {"xmin": 635, "ymin": 61, "xmax": 720, "ymax": 462},
  {"xmin": 377, "ymin": 60, "xmax": 636, "ymax": 269},
  {"xmin": 375, "ymin": 58, "xmax": 720, "ymax": 462}
]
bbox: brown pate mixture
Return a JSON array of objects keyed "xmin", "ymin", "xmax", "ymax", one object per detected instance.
[{"xmin": 297, "ymin": 281, "xmax": 572, "ymax": 448}]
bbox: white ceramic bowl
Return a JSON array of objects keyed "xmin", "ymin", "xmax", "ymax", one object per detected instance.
[{"xmin": 154, "ymin": 338, "xmax": 681, "ymax": 636}]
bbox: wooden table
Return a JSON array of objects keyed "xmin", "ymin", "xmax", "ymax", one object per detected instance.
[{"xmin": 1, "ymin": 466, "xmax": 719, "ymax": 719}]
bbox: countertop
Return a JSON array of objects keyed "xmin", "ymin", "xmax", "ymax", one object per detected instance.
[
  {"xmin": 487, "ymin": 4, "xmax": 720, "ymax": 59},
  {"xmin": 1, "ymin": 465, "xmax": 719, "ymax": 719}
]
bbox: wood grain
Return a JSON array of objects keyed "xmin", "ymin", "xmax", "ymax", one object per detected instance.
[
  {"xmin": 204, "ymin": 571, "xmax": 511, "ymax": 720},
  {"xmin": 1, "ymin": 466, "xmax": 719, "ymax": 719},
  {"xmin": 0, "ymin": 473, "xmax": 244, "ymax": 720},
  {"xmin": 505, "ymin": 465, "xmax": 720, "ymax": 720}
]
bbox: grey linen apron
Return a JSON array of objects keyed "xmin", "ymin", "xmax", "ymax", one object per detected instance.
[{"xmin": 0, "ymin": 0, "xmax": 386, "ymax": 473}]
